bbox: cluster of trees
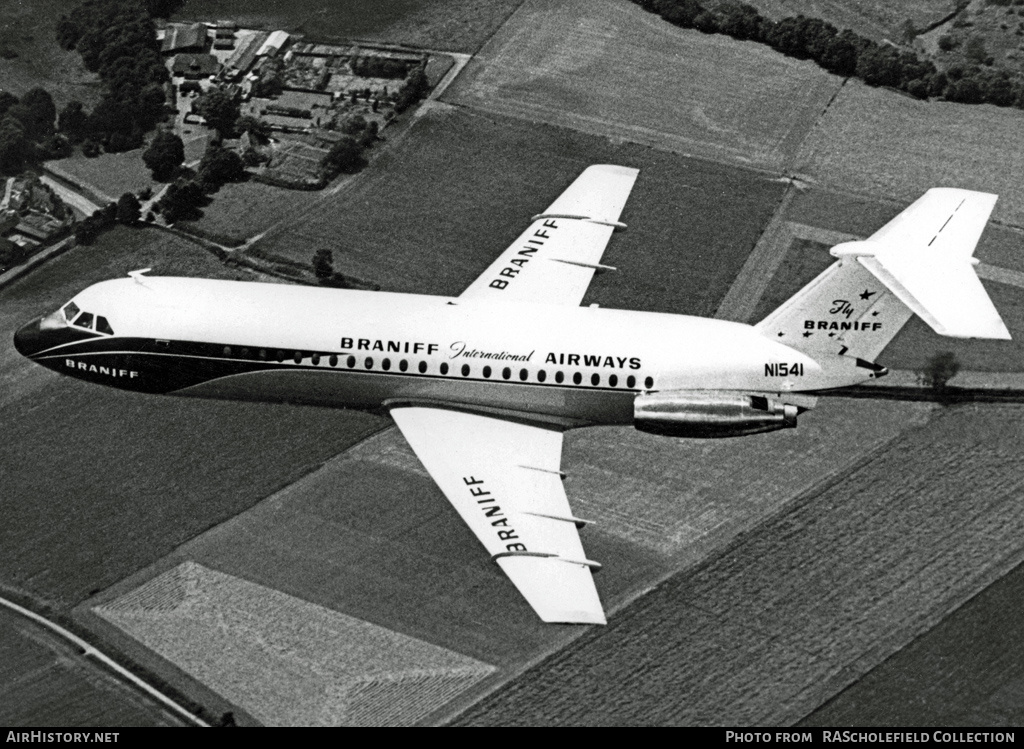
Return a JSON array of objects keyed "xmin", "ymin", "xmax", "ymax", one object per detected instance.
[
  {"xmin": 350, "ymin": 56, "xmax": 411, "ymax": 80},
  {"xmin": 74, "ymin": 192, "xmax": 142, "ymax": 244},
  {"xmin": 393, "ymin": 67, "xmax": 430, "ymax": 113},
  {"xmin": 0, "ymin": 89, "xmax": 70, "ymax": 175},
  {"xmin": 319, "ymin": 115, "xmax": 378, "ymax": 179},
  {"xmin": 54, "ymin": 0, "xmax": 179, "ymax": 153},
  {"xmin": 634, "ymin": 0, "xmax": 1024, "ymax": 108},
  {"xmin": 151, "ymin": 140, "xmax": 245, "ymax": 222},
  {"xmin": 311, "ymin": 249, "xmax": 350, "ymax": 287}
]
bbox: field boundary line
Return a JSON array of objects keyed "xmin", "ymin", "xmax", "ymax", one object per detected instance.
[
  {"xmin": 713, "ymin": 184, "xmax": 797, "ymax": 322},
  {"xmin": 0, "ymin": 594, "xmax": 209, "ymax": 727}
]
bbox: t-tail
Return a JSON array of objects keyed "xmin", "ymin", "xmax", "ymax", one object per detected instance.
[{"xmin": 756, "ymin": 188, "xmax": 1011, "ymax": 390}]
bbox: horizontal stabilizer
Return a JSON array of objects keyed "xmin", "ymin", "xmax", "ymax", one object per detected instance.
[
  {"xmin": 858, "ymin": 249, "xmax": 1010, "ymax": 339},
  {"xmin": 828, "ymin": 188, "xmax": 1010, "ymax": 340},
  {"xmin": 829, "ymin": 239, "xmax": 1010, "ymax": 340}
]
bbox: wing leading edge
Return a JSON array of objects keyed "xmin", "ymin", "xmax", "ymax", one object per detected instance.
[
  {"xmin": 459, "ymin": 164, "xmax": 639, "ymax": 306},
  {"xmin": 389, "ymin": 407, "xmax": 605, "ymax": 625}
]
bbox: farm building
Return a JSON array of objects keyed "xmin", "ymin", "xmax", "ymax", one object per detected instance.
[
  {"xmin": 257, "ymin": 31, "xmax": 291, "ymax": 58},
  {"xmin": 161, "ymin": 23, "xmax": 209, "ymax": 55},
  {"xmin": 172, "ymin": 54, "xmax": 220, "ymax": 79},
  {"xmin": 223, "ymin": 31, "xmax": 270, "ymax": 80}
]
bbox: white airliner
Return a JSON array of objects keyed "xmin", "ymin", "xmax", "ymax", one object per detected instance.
[{"xmin": 14, "ymin": 165, "xmax": 1011, "ymax": 625}]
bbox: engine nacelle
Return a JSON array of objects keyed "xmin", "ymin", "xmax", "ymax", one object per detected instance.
[{"xmin": 634, "ymin": 390, "xmax": 800, "ymax": 438}]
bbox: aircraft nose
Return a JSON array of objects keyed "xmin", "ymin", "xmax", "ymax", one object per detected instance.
[{"xmin": 13, "ymin": 314, "xmax": 62, "ymax": 358}]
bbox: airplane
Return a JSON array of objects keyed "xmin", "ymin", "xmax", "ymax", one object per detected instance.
[{"xmin": 13, "ymin": 165, "xmax": 1011, "ymax": 625}]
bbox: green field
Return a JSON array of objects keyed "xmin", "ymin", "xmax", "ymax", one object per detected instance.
[
  {"xmin": 0, "ymin": 607, "xmax": 180, "ymax": 726},
  {"xmin": 176, "ymin": 179, "xmax": 318, "ymax": 247},
  {"xmin": 50, "ymin": 151, "xmax": 157, "ymax": 205},
  {"xmin": 795, "ymin": 81, "xmax": 1024, "ymax": 227},
  {"xmin": 249, "ymin": 106, "xmax": 785, "ymax": 316},
  {"xmin": 0, "ymin": 227, "xmax": 387, "ymax": 609},
  {"xmin": 0, "ymin": 0, "xmax": 104, "ymax": 108},
  {"xmin": 174, "ymin": 0, "xmax": 525, "ymax": 53},
  {"xmin": 443, "ymin": 0, "xmax": 843, "ymax": 172},
  {"xmin": 454, "ymin": 402, "xmax": 1024, "ymax": 725}
]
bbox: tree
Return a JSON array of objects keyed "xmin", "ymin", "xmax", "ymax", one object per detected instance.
[
  {"xmin": 194, "ymin": 88, "xmax": 240, "ymax": 137},
  {"xmin": 116, "ymin": 192, "xmax": 141, "ymax": 225},
  {"xmin": 320, "ymin": 135, "xmax": 363, "ymax": 176},
  {"xmin": 920, "ymin": 351, "xmax": 960, "ymax": 394},
  {"xmin": 965, "ymin": 35, "xmax": 987, "ymax": 65},
  {"xmin": 0, "ymin": 92, "xmax": 18, "ymax": 119},
  {"xmin": 235, "ymin": 115, "xmax": 271, "ymax": 143},
  {"xmin": 142, "ymin": 130, "xmax": 184, "ymax": 181},
  {"xmin": 312, "ymin": 249, "xmax": 334, "ymax": 283},
  {"xmin": 197, "ymin": 144, "xmax": 245, "ymax": 189},
  {"xmin": 157, "ymin": 178, "xmax": 207, "ymax": 222},
  {"xmin": 0, "ymin": 116, "xmax": 29, "ymax": 175},
  {"xmin": 58, "ymin": 100, "xmax": 89, "ymax": 143},
  {"xmin": 21, "ymin": 88, "xmax": 57, "ymax": 139}
]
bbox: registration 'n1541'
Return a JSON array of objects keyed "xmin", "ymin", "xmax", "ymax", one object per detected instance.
[{"xmin": 764, "ymin": 362, "xmax": 804, "ymax": 377}]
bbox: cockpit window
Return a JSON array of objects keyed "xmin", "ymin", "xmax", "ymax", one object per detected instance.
[
  {"xmin": 96, "ymin": 316, "xmax": 114, "ymax": 335},
  {"xmin": 74, "ymin": 312, "xmax": 94, "ymax": 330},
  {"xmin": 62, "ymin": 302, "xmax": 80, "ymax": 322}
]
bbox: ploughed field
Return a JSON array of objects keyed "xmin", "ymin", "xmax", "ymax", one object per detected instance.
[
  {"xmin": 441, "ymin": 0, "xmax": 842, "ymax": 172},
  {"xmin": 454, "ymin": 403, "xmax": 1024, "ymax": 725},
  {"xmin": 802, "ymin": 551, "xmax": 1024, "ymax": 726}
]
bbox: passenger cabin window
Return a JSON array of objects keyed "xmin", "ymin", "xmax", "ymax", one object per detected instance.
[
  {"xmin": 62, "ymin": 302, "xmax": 80, "ymax": 322},
  {"xmin": 418, "ymin": 361, "xmax": 427, "ymax": 374}
]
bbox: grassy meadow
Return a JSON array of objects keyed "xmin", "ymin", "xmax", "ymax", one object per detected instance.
[
  {"xmin": 248, "ymin": 106, "xmax": 785, "ymax": 316},
  {"xmin": 173, "ymin": 0, "xmax": 525, "ymax": 53},
  {"xmin": 443, "ymin": 0, "xmax": 842, "ymax": 172}
]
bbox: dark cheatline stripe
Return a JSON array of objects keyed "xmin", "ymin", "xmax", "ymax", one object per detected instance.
[{"xmin": 39, "ymin": 337, "xmax": 650, "ymax": 396}]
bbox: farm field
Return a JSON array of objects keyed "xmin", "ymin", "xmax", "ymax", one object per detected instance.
[
  {"xmin": 173, "ymin": 0, "xmax": 525, "ymax": 53},
  {"xmin": 177, "ymin": 180, "xmax": 319, "ymax": 247},
  {"xmin": 249, "ymin": 106, "xmax": 785, "ymax": 315},
  {"xmin": 801, "ymin": 556, "xmax": 1024, "ymax": 726},
  {"xmin": 794, "ymin": 81, "xmax": 1024, "ymax": 228},
  {"xmin": 442, "ymin": 0, "xmax": 842, "ymax": 172},
  {"xmin": 49, "ymin": 151, "xmax": 157, "ymax": 206},
  {"xmin": 92, "ymin": 563, "xmax": 497, "ymax": 727},
  {"xmin": 0, "ymin": 228, "xmax": 387, "ymax": 609},
  {"xmin": 0, "ymin": 607, "xmax": 180, "ymax": 726},
  {"xmin": 752, "ymin": 0, "xmax": 957, "ymax": 42},
  {"xmin": 454, "ymin": 402, "xmax": 1024, "ymax": 725},
  {"xmin": 0, "ymin": 0, "xmax": 104, "ymax": 108},
  {"xmin": 74, "ymin": 397, "xmax": 929, "ymax": 725}
]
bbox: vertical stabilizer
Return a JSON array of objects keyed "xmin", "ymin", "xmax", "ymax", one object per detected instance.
[{"xmin": 755, "ymin": 259, "xmax": 913, "ymax": 361}]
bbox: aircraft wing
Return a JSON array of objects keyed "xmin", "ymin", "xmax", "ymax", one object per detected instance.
[
  {"xmin": 459, "ymin": 164, "xmax": 639, "ymax": 306},
  {"xmin": 389, "ymin": 406, "xmax": 605, "ymax": 624}
]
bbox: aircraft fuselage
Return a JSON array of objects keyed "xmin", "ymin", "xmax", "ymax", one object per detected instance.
[{"xmin": 14, "ymin": 276, "xmax": 857, "ymax": 428}]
